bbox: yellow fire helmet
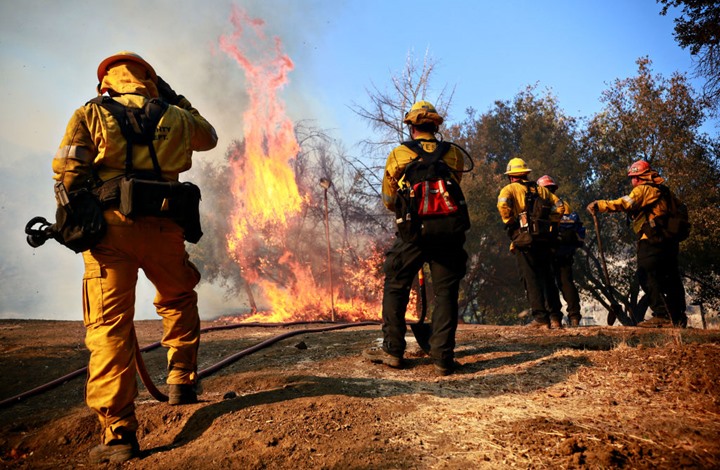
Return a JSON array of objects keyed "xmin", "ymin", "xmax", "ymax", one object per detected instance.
[
  {"xmin": 403, "ymin": 100, "xmax": 444, "ymax": 126},
  {"xmin": 97, "ymin": 51, "xmax": 157, "ymax": 83},
  {"xmin": 504, "ymin": 157, "xmax": 532, "ymax": 176}
]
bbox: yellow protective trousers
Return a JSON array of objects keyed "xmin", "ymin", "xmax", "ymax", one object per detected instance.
[{"xmin": 81, "ymin": 212, "xmax": 201, "ymax": 444}]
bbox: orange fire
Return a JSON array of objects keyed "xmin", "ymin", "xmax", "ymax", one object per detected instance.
[
  {"xmin": 219, "ymin": 7, "xmax": 303, "ymax": 252},
  {"xmin": 217, "ymin": 7, "xmax": 384, "ymax": 323}
]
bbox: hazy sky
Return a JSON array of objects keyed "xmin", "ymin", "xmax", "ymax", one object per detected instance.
[{"xmin": 0, "ymin": 0, "xmax": 711, "ymax": 320}]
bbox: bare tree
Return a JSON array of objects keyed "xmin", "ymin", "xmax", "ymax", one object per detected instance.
[{"xmin": 351, "ymin": 49, "xmax": 456, "ymax": 159}]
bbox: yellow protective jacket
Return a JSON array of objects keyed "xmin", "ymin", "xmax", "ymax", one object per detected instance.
[
  {"xmin": 496, "ymin": 179, "xmax": 565, "ymax": 225},
  {"xmin": 596, "ymin": 182, "xmax": 668, "ymax": 239},
  {"xmin": 497, "ymin": 179, "xmax": 565, "ymax": 252},
  {"xmin": 561, "ymin": 199, "xmax": 572, "ymax": 215},
  {"xmin": 381, "ymin": 132, "xmax": 464, "ymax": 211},
  {"xmin": 53, "ymin": 65, "xmax": 218, "ymax": 192}
]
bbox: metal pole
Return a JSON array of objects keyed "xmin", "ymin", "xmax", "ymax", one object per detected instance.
[{"xmin": 320, "ymin": 178, "xmax": 335, "ymax": 321}]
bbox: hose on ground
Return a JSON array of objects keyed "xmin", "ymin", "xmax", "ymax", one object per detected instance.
[{"xmin": 0, "ymin": 320, "xmax": 380, "ymax": 409}]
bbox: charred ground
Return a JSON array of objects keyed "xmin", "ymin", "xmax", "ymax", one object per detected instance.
[{"xmin": 1, "ymin": 319, "xmax": 719, "ymax": 469}]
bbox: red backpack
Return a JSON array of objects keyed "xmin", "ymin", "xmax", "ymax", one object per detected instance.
[{"xmin": 394, "ymin": 139, "xmax": 471, "ymax": 242}]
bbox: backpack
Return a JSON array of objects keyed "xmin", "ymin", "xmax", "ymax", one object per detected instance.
[
  {"xmin": 558, "ymin": 211, "xmax": 586, "ymax": 247},
  {"xmin": 394, "ymin": 140, "xmax": 470, "ymax": 242},
  {"xmin": 510, "ymin": 182, "xmax": 556, "ymax": 250},
  {"xmin": 641, "ymin": 184, "xmax": 691, "ymax": 243}
]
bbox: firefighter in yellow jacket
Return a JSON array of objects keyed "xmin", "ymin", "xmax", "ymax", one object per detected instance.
[
  {"xmin": 497, "ymin": 158, "xmax": 565, "ymax": 328},
  {"xmin": 52, "ymin": 51, "xmax": 217, "ymax": 464},
  {"xmin": 363, "ymin": 101, "xmax": 468, "ymax": 376},
  {"xmin": 587, "ymin": 160, "xmax": 687, "ymax": 328}
]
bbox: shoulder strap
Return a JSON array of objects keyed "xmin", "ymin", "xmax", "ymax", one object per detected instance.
[
  {"xmin": 401, "ymin": 139, "xmax": 451, "ymax": 164},
  {"xmin": 88, "ymin": 96, "xmax": 168, "ymax": 178},
  {"xmin": 522, "ymin": 181, "xmax": 539, "ymax": 194},
  {"xmin": 639, "ymin": 183, "xmax": 671, "ymax": 216},
  {"xmin": 522, "ymin": 181, "xmax": 540, "ymax": 211}
]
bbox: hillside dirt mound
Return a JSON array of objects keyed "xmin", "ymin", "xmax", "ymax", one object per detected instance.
[{"xmin": 1, "ymin": 319, "xmax": 719, "ymax": 469}]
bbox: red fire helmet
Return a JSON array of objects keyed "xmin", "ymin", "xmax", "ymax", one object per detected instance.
[
  {"xmin": 536, "ymin": 174, "xmax": 557, "ymax": 189},
  {"xmin": 627, "ymin": 160, "xmax": 652, "ymax": 177}
]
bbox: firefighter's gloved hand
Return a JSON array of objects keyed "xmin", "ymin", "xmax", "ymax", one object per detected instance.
[
  {"xmin": 586, "ymin": 201, "xmax": 598, "ymax": 215},
  {"xmin": 72, "ymin": 190, "xmax": 106, "ymax": 234},
  {"xmin": 504, "ymin": 220, "xmax": 520, "ymax": 239},
  {"xmin": 156, "ymin": 76, "xmax": 181, "ymax": 105}
]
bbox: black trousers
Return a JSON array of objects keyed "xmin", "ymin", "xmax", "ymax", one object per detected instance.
[
  {"xmin": 551, "ymin": 252, "xmax": 581, "ymax": 321},
  {"xmin": 637, "ymin": 239, "xmax": 686, "ymax": 323},
  {"xmin": 381, "ymin": 234, "xmax": 467, "ymax": 364},
  {"xmin": 515, "ymin": 244, "xmax": 562, "ymax": 322}
]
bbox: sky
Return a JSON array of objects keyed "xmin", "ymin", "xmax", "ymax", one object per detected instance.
[{"xmin": 0, "ymin": 0, "xmax": 712, "ymax": 321}]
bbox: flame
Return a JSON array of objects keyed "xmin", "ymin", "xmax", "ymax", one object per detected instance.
[
  {"xmin": 217, "ymin": 7, "xmax": 385, "ymax": 323},
  {"xmin": 216, "ymin": 8, "xmax": 392, "ymax": 324},
  {"xmin": 239, "ymin": 254, "xmax": 379, "ymax": 323},
  {"xmin": 219, "ymin": 6, "xmax": 303, "ymax": 256}
]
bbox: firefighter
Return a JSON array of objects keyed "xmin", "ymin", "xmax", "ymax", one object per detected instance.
[
  {"xmin": 363, "ymin": 101, "xmax": 468, "ymax": 376},
  {"xmin": 587, "ymin": 160, "xmax": 687, "ymax": 328},
  {"xmin": 52, "ymin": 51, "xmax": 218, "ymax": 463},
  {"xmin": 498, "ymin": 159, "xmax": 565, "ymax": 328},
  {"xmin": 537, "ymin": 175, "xmax": 585, "ymax": 327}
]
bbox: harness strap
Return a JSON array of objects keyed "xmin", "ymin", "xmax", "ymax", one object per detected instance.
[
  {"xmin": 88, "ymin": 96, "xmax": 168, "ymax": 179},
  {"xmin": 401, "ymin": 139, "xmax": 451, "ymax": 166}
]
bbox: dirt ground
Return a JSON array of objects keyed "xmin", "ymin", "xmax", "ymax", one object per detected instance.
[{"xmin": 1, "ymin": 319, "xmax": 719, "ymax": 469}]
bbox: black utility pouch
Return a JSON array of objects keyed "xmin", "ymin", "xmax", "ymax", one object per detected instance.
[
  {"xmin": 174, "ymin": 182, "xmax": 203, "ymax": 243},
  {"xmin": 119, "ymin": 178, "xmax": 175, "ymax": 218},
  {"xmin": 394, "ymin": 189, "xmax": 420, "ymax": 243},
  {"xmin": 119, "ymin": 178, "xmax": 203, "ymax": 243},
  {"xmin": 93, "ymin": 177, "xmax": 123, "ymax": 208},
  {"xmin": 54, "ymin": 185, "xmax": 107, "ymax": 253}
]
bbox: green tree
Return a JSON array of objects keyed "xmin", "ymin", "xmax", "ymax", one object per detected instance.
[
  {"xmin": 583, "ymin": 57, "xmax": 720, "ymax": 321},
  {"xmin": 447, "ymin": 86, "xmax": 587, "ymax": 323}
]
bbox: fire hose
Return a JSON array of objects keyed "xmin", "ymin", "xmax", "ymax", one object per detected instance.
[{"xmin": 0, "ymin": 320, "xmax": 380, "ymax": 409}]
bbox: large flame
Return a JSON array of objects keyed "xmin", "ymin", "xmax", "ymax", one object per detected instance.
[
  {"xmin": 219, "ymin": 6, "xmax": 302, "ymax": 254},
  {"xmin": 217, "ymin": 7, "xmax": 384, "ymax": 323}
]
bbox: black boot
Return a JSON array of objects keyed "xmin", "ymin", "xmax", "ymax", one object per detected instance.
[
  {"xmin": 169, "ymin": 383, "xmax": 198, "ymax": 405},
  {"xmin": 88, "ymin": 430, "xmax": 139, "ymax": 464}
]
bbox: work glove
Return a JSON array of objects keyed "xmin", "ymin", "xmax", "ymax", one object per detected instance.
[
  {"xmin": 586, "ymin": 201, "xmax": 598, "ymax": 215},
  {"xmin": 156, "ymin": 76, "xmax": 181, "ymax": 105},
  {"xmin": 504, "ymin": 219, "xmax": 520, "ymax": 239}
]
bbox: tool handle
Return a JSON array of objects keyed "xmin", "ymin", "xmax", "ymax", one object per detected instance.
[
  {"xmin": 591, "ymin": 212, "xmax": 612, "ymax": 287},
  {"xmin": 417, "ymin": 268, "xmax": 427, "ymax": 323}
]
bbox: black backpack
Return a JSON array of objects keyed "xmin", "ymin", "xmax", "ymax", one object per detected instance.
[
  {"xmin": 510, "ymin": 182, "xmax": 556, "ymax": 250},
  {"xmin": 641, "ymin": 184, "xmax": 691, "ymax": 243},
  {"xmin": 394, "ymin": 140, "xmax": 470, "ymax": 242}
]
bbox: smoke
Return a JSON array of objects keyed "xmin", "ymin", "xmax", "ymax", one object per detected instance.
[{"xmin": 0, "ymin": 1, "xmax": 344, "ymax": 320}]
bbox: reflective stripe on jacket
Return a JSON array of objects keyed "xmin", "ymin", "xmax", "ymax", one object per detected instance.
[
  {"xmin": 596, "ymin": 183, "xmax": 666, "ymax": 238},
  {"xmin": 53, "ymin": 71, "xmax": 217, "ymax": 191}
]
